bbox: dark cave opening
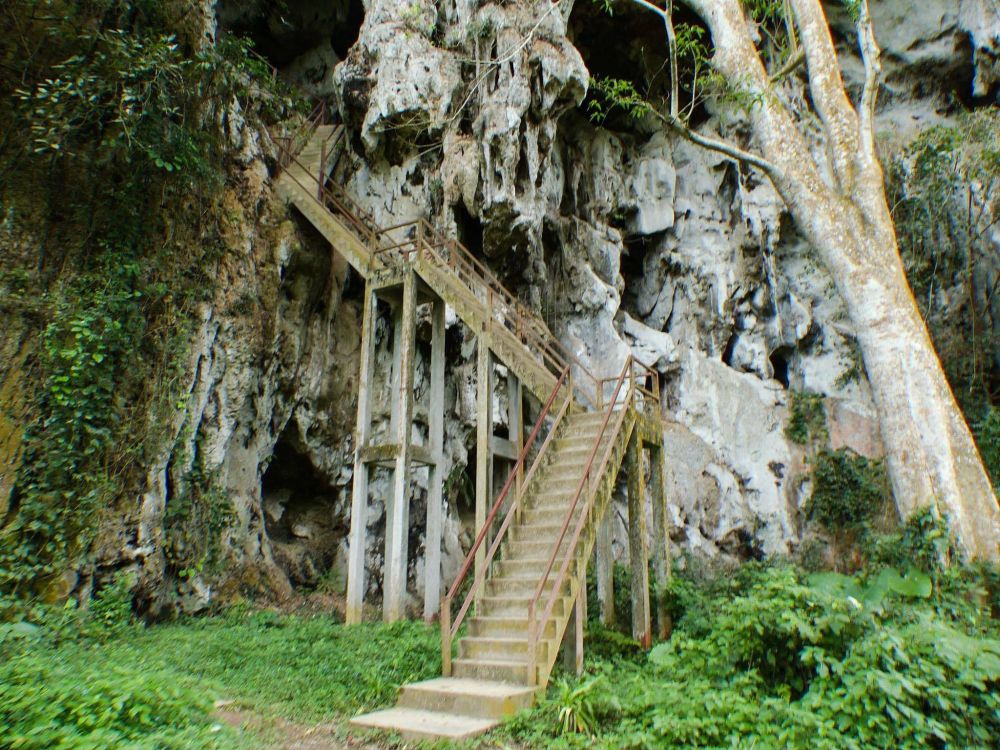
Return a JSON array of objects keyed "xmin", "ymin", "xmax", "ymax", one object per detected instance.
[
  {"xmin": 769, "ymin": 346, "xmax": 793, "ymax": 389},
  {"xmin": 216, "ymin": 0, "xmax": 364, "ymax": 72},
  {"xmin": 453, "ymin": 202, "xmax": 485, "ymax": 260},
  {"xmin": 261, "ymin": 427, "xmax": 345, "ymax": 587},
  {"xmin": 567, "ymin": 0, "xmax": 710, "ymax": 132}
]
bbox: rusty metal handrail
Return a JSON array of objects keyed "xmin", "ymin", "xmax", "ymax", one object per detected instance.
[
  {"xmin": 526, "ymin": 356, "xmax": 635, "ymax": 685},
  {"xmin": 269, "ymin": 105, "xmax": 607, "ymax": 409},
  {"xmin": 440, "ymin": 366, "xmax": 573, "ymax": 675},
  {"xmin": 273, "ymin": 100, "xmax": 329, "ymax": 171}
]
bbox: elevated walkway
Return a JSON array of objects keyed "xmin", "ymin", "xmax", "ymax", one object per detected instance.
[{"xmin": 270, "ymin": 111, "xmax": 670, "ymax": 741}]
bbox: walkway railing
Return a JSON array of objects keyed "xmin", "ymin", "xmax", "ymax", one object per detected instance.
[
  {"xmin": 439, "ymin": 367, "xmax": 573, "ymax": 675},
  {"xmin": 525, "ymin": 356, "xmax": 658, "ymax": 685}
]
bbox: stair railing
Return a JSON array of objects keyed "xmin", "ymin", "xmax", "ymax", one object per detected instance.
[
  {"xmin": 270, "ymin": 110, "xmax": 609, "ymax": 409},
  {"xmin": 440, "ymin": 366, "xmax": 573, "ymax": 676},
  {"xmin": 387, "ymin": 220, "xmax": 603, "ymax": 409},
  {"xmin": 526, "ymin": 356, "xmax": 637, "ymax": 686},
  {"xmin": 272, "ymin": 100, "xmax": 329, "ymax": 171}
]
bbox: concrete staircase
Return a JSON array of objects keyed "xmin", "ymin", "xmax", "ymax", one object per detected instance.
[
  {"xmin": 272, "ymin": 121, "xmax": 652, "ymax": 742},
  {"xmin": 449, "ymin": 409, "xmax": 628, "ymax": 685},
  {"xmin": 350, "ymin": 408, "xmax": 635, "ymax": 739}
]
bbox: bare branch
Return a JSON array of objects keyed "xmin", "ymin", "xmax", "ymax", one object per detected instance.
[
  {"xmin": 770, "ymin": 48, "xmax": 805, "ymax": 83},
  {"xmin": 625, "ymin": 1, "xmax": 679, "ymax": 118},
  {"xmin": 788, "ymin": 0, "xmax": 861, "ymax": 191},
  {"xmin": 648, "ymin": 108, "xmax": 783, "ymax": 178},
  {"xmin": 856, "ymin": 0, "xmax": 882, "ymax": 164},
  {"xmin": 666, "ymin": 0, "xmax": 679, "ymax": 120}
]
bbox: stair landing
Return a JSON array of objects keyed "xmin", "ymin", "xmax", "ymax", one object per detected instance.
[{"xmin": 349, "ymin": 677, "xmax": 535, "ymax": 741}]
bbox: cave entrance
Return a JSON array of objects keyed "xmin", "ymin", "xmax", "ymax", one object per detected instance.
[
  {"xmin": 216, "ymin": 0, "xmax": 365, "ymax": 83},
  {"xmin": 261, "ymin": 425, "xmax": 346, "ymax": 589},
  {"xmin": 567, "ymin": 0, "xmax": 709, "ymax": 129}
]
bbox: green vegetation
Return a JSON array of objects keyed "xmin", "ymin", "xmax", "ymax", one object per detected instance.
[
  {"xmin": 784, "ymin": 390, "xmax": 827, "ymax": 446},
  {"xmin": 888, "ymin": 109, "xmax": 1000, "ymax": 493},
  {"xmin": 504, "ymin": 518, "xmax": 999, "ymax": 749},
  {"xmin": 0, "ymin": 0, "xmax": 298, "ymax": 597},
  {"xmin": 0, "ymin": 592, "xmax": 440, "ymax": 749},
  {"xmin": 807, "ymin": 449, "xmax": 890, "ymax": 532}
]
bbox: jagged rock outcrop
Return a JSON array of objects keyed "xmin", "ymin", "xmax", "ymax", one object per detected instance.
[{"xmin": 7, "ymin": 0, "xmax": 991, "ymax": 611}]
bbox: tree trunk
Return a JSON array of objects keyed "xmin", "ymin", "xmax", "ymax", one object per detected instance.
[
  {"xmin": 680, "ymin": 0, "xmax": 1000, "ymax": 560},
  {"xmin": 810, "ymin": 201, "xmax": 1000, "ymax": 561}
]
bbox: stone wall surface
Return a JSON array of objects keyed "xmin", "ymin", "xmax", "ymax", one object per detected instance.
[{"xmin": 45, "ymin": 0, "xmax": 996, "ymax": 611}]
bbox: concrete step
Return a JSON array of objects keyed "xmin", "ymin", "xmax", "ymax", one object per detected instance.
[
  {"xmin": 349, "ymin": 706, "xmax": 497, "ymax": 741},
  {"xmin": 468, "ymin": 615, "xmax": 556, "ymax": 639},
  {"xmin": 496, "ymin": 558, "xmax": 553, "ymax": 578},
  {"xmin": 457, "ymin": 636, "xmax": 550, "ymax": 662},
  {"xmin": 478, "ymin": 593, "xmax": 568, "ymax": 618},
  {"xmin": 504, "ymin": 537, "xmax": 575, "ymax": 560},
  {"xmin": 509, "ymin": 521, "xmax": 579, "ymax": 542},
  {"xmin": 452, "ymin": 657, "xmax": 531, "ymax": 684},
  {"xmin": 487, "ymin": 575, "xmax": 568, "ymax": 598},
  {"xmin": 521, "ymin": 504, "xmax": 583, "ymax": 526},
  {"xmin": 397, "ymin": 678, "xmax": 535, "ymax": 719}
]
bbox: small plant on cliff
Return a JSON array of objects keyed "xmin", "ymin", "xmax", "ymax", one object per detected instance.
[
  {"xmin": 806, "ymin": 449, "xmax": 890, "ymax": 532},
  {"xmin": 785, "ymin": 390, "xmax": 827, "ymax": 445}
]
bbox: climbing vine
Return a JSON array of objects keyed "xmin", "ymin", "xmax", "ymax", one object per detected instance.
[{"xmin": 0, "ymin": 1, "xmax": 298, "ymax": 598}]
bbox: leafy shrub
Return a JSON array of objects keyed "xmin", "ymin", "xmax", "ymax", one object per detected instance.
[
  {"xmin": 505, "ymin": 553, "xmax": 1000, "ymax": 749},
  {"xmin": 807, "ymin": 449, "xmax": 889, "ymax": 531}
]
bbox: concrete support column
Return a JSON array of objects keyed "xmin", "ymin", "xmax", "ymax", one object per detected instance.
[
  {"xmin": 508, "ymin": 373, "xmax": 523, "ymax": 493},
  {"xmin": 596, "ymin": 511, "xmax": 615, "ymax": 626},
  {"xmin": 423, "ymin": 296, "xmax": 446, "ymax": 622},
  {"xmin": 649, "ymin": 444, "xmax": 672, "ymax": 639},
  {"xmin": 384, "ymin": 304, "xmax": 404, "ymax": 581},
  {"xmin": 626, "ymin": 434, "xmax": 651, "ymax": 647},
  {"xmin": 562, "ymin": 591, "xmax": 586, "ymax": 676},
  {"xmin": 345, "ymin": 282, "xmax": 377, "ymax": 625},
  {"xmin": 384, "ymin": 273, "xmax": 417, "ymax": 622},
  {"xmin": 474, "ymin": 329, "xmax": 492, "ymax": 596}
]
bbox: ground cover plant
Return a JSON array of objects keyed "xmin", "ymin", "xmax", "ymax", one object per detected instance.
[
  {"xmin": 0, "ymin": 589, "xmax": 440, "ymax": 749},
  {"xmin": 502, "ymin": 515, "xmax": 1000, "ymax": 749}
]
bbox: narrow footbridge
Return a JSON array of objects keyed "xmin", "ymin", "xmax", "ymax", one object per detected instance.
[{"xmin": 271, "ymin": 107, "xmax": 669, "ymax": 741}]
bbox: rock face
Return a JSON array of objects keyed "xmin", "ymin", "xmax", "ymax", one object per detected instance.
[{"xmin": 36, "ymin": 0, "xmax": 993, "ymax": 611}]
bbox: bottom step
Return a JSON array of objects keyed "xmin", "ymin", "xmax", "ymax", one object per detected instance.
[{"xmin": 349, "ymin": 707, "xmax": 498, "ymax": 741}]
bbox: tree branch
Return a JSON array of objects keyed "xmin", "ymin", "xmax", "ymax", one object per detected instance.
[
  {"xmin": 648, "ymin": 108, "xmax": 782, "ymax": 178},
  {"xmin": 856, "ymin": 0, "xmax": 882, "ymax": 164},
  {"xmin": 770, "ymin": 48, "xmax": 805, "ymax": 83},
  {"xmin": 626, "ymin": 0, "xmax": 679, "ymax": 118},
  {"xmin": 788, "ymin": 0, "xmax": 861, "ymax": 192}
]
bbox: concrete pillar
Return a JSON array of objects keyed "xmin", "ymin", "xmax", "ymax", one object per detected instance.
[
  {"xmin": 596, "ymin": 510, "xmax": 615, "ymax": 626},
  {"xmin": 345, "ymin": 283, "xmax": 377, "ymax": 625},
  {"xmin": 475, "ymin": 328, "xmax": 492, "ymax": 594},
  {"xmin": 508, "ymin": 373, "xmax": 523, "ymax": 494},
  {"xmin": 626, "ymin": 434, "xmax": 651, "ymax": 647},
  {"xmin": 424, "ymin": 296, "xmax": 446, "ymax": 621},
  {"xmin": 562, "ymin": 591, "xmax": 585, "ymax": 676},
  {"xmin": 384, "ymin": 273, "xmax": 417, "ymax": 622},
  {"xmin": 649, "ymin": 444, "xmax": 672, "ymax": 639},
  {"xmin": 384, "ymin": 304, "xmax": 404, "ymax": 580}
]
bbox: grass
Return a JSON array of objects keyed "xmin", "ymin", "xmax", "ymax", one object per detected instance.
[{"xmin": 0, "ymin": 606, "xmax": 441, "ymax": 749}]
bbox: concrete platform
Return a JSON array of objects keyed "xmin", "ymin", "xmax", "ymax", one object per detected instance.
[
  {"xmin": 399, "ymin": 677, "xmax": 537, "ymax": 718},
  {"xmin": 349, "ymin": 678, "xmax": 537, "ymax": 741},
  {"xmin": 349, "ymin": 707, "xmax": 498, "ymax": 741}
]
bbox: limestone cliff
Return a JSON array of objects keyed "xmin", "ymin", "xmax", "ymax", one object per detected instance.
[{"xmin": 1, "ymin": 0, "xmax": 996, "ymax": 613}]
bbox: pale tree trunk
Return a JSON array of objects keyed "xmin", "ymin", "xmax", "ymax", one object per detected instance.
[{"xmin": 668, "ymin": 0, "xmax": 1000, "ymax": 560}]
